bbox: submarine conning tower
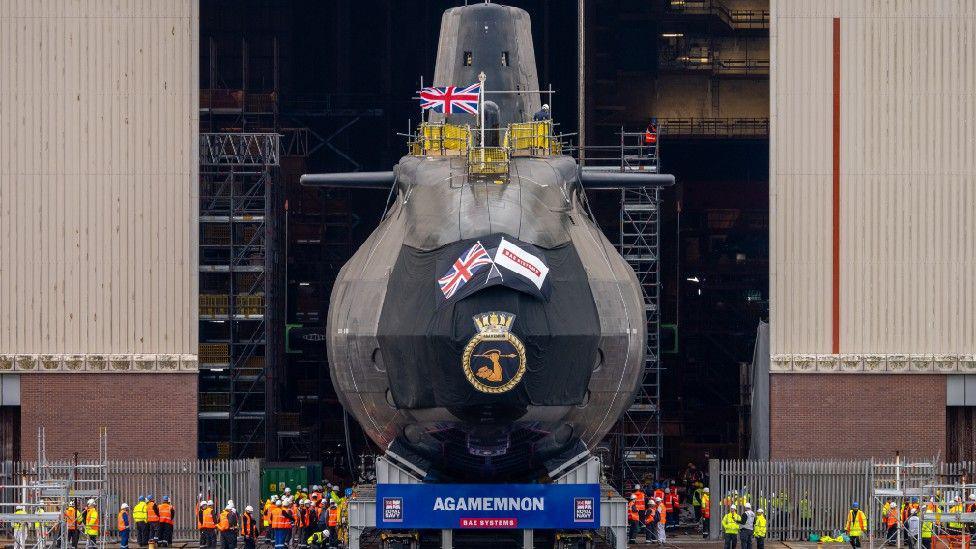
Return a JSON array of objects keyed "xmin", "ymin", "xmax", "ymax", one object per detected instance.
[{"xmin": 430, "ymin": 2, "xmax": 542, "ymax": 128}]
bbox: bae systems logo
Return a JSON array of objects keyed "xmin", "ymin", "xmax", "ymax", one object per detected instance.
[{"xmin": 462, "ymin": 312, "xmax": 526, "ymax": 394}]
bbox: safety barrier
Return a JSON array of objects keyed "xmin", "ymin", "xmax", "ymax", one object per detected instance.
[
  {"xmin": 0, "ymin": 459, "xmax": 260, "ymax": 542},
  {"xmin": 708, "ymin": 459, "xmax": 976, "ymax": 541},
  {"xmin": 505, "ymin": 121, "xmax": 559, "ymax": 155},
  {"xmin": 415, "ymin": 123, "xmax": 470, "ymax": 155},
  {"xmin": 467, "ymin": 147, "xmax": 509, "ymax": 175}
]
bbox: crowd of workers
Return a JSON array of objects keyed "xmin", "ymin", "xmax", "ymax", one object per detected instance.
[
  {"xmin": 6, "ymin": 483, "xmax": 352, "ymax": 549},
  {"xmin": 622, "ymin": 464, "xmax": 976, "ymax": 549}
]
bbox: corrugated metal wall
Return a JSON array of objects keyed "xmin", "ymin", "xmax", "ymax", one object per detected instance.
[
  {"xmin": 770, "ymin": 0, "xmax": 976, "ymax": 355},
  {"xmin": 0, "ymin": 0, "xmax": 198, "ymax": 356}
]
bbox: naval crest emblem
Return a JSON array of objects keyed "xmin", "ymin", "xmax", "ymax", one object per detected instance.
[{"xmin": 462, "ymin": 312, "xmax": 526, "ymax": 394}]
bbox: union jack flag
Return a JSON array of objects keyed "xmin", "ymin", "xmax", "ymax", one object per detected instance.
[
  {"xmin": 437, "ymin": 241, "xmax": 493, "ymax": 299},
  {"xmin": 419, "ymin": 82, "xmax": 481, "ymax": 114}
]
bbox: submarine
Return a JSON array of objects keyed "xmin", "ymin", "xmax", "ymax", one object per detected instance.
[{"xmin": 302, "ymin": 1, "xmax": 673, "ymax": 482}]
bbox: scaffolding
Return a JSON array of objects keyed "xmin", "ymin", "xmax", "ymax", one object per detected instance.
[
  {"xmin": 870, "ymin": 456, "xmax": 976, "ymax": 549},
  {"xmin": 614, "ymin": 131, "xmax": 663, "ymax": 486},
  {"xmin": 0, "ymin": 428, "xmax": 107, "ymax": 549}
]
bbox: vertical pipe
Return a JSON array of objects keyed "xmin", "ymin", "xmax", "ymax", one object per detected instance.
[
  {"xmin": 577, "ymin": 0, "xmax": 585, "ymax": 166},
  {"xmin": 831, "ymin": 16, "xmax": 841, "ymax": 354}
]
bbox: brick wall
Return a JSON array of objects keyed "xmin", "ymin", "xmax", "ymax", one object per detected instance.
[
  {"xmin": 20, "ymin": 374, "xmax": 197, "ymax": 460},
  {"xmin": 770, "ymin": 374, "xmax": 945, "ymax": 459}
]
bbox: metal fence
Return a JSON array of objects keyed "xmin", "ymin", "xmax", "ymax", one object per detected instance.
[
  {"xmin": 708, "ymin": 460, "xmax": 976, "ymax": 541},
  {"xmin": 0, "ymin": 459, "xmax": 260, "ymax": 542}
]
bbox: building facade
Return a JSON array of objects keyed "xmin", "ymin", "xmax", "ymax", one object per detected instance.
[
  {"xmin": 0, "ymin": 0, "xmax": 199, "ymax": 459},
  {"xmin": 769, "ymin": 0, "xmax": 976, "ymax": 460}
]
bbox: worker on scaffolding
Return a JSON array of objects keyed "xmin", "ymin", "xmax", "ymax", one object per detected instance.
[
  {"xmin": 844, "ymin": 501, "xmax": 868, "ymax": 549},
  {"xmin": 118, "ymin": 503, "xmax": 132, "ymax": 549},
  {"xmin": 948, "ymin": 496, "xmax": 966, "ymax": 538},
  {"xmin": 644, "ymin": 118, "xmax": 658, "ymax": 145},
  {"xmin": 64, "ymin": 500, "xmax": 80, "ymax": 549},
  {"xmin": 82, "ymin": 499, "xmax": 99, "ymax": 549},
  {"xmin": 920, "ymin": 507, "xmax": 934, "ymax": 549}
]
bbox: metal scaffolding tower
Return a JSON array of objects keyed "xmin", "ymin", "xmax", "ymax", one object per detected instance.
[
  {"xmin": 0, "ymin": 428, "xmax": 108, "ymax": 549},
  {"xmin": 199, "ymin": 132, "xmax": 280, "ymax": 459},
  {"xmin": 615, "ymin": 130, "xmax": 663, "ymax": 485}
]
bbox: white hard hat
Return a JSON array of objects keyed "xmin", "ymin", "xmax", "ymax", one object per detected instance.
[
  {"xmin": 655, "ymin": 497, "xmax": 662, "ymax": 502},
  {"xmin": 704, "ymin": 488, "xmax": 710, "ymax": 493},
  {"xmin": 284, "ymin": 488, "xmax": 291, "ymax": 493},
  {"xmin": 207, "ymin": 500, "xmax": 214, "ymax": 506},
  {"xmin": 227, "ymin": 499, "xmax": 234, "ymax": 507},
  {"xmin": 745, "ymin": 502, "xmax": 752, "ymax": 508},
  {"xmin": 969, "ymin": 494, "xmax": 976, "ymax": 501},
  {"xmin": 542, "ymin": 104, "xmax": 550, "ymax": 110},
  {"xmin": 200, "ymin": 500, "xmax": 207, "ymax": 506},
  {"xmin": 87, "ymin": 499, "xmax": 96, "ymax": 505},
  {"xmin": 634, "ymin": 484, "xmax": 641, "ymax": 490},
  {"xmin": 731, "ymin": 505, "xmax": 737, "ymax": 510},
  {"xmin": 121, "ymin": 503, "xmax": 129, "ymax": 509},
  {"xmin": 630, "ymin": 494, "xmax": 636, "ymax": 500},
  {"xmin": 226, "ymin": 503, "xmax": 233, "ymax": 510},
  {"xmin": 757, "ymin": 508, "xmax": 765, "ymax": 514},
  {"xmin": 322, "ymin": 530, "xmax": 330, "ymax": 539},
  {"xmin": 16, "ymin": 505, "xmax": 25, "ymax": 510},
  {"xmin": 245, "ymin": 505, "xmax": 254, "ymax": 512}
]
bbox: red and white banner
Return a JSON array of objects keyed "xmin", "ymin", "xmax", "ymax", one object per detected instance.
[{"xmin": 493, "ymin": 238, "xmax": 549, "ymax": 290}]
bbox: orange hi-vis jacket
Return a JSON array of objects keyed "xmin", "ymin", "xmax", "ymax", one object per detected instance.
[
  {"xmin": 242, "ymin": 513, "xmax": 255, "ymax": 538},
  {"xmin": 653, "ymin": 489, "xmax": 666, "ymax": 501},
  {"xmin": 146, "ymin": 502, "xmax": 159, "ymax": 523},
  {"xmin": 196, "ymin": 502, "xmax": 203, "ymax": 529},
  {"xmin": 217, "ymin": 510, "xmax": 231, "ymax": 532},
  {"xmin": 271, "ymin": 507, "xmax": 291, "ymax": 530},
  {"xmin": 665, "ymin": 490, "xmax": 679, "ymax": 512},
  {"xmin": 118, "ymin": 510, "xmax": 130, "ymax": 532},
  {"xmin": 200, "ymin": 508, "xmax": 216, "ymax": 530},
  {"xmin": 65, "ymin": 507, "xmax": 78, "ymax": 531},
  {"xmin": 158, "ymin": 503, "xmax": 174, "ymax": 525},
  {"xmin": 327, "ymin": 507, "xmax": 339, "ymax": 527},
  {"xmin": 632, "ymin": 490, "xmax": 646, "ymax": 511},
  {"xmin": 885, "ymin": 508, "xmax": 898, "ymax": 527},
  {"xmin": 628, "ymin": 500, "xmax": 639, "ymax": 522}
]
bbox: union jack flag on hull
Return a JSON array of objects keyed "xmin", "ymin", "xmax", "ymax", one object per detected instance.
[
  {"xmin": 419, "ymin": 82, "xmax": 481, "ymax": 114},
  {"xmin": 437, "ymin": 241, "xmax": 493, "ymax": 299}
]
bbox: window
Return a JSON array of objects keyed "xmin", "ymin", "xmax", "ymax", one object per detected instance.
[
  {"xmin": 501, "ymin": 51, "xmax": 509, "ymax": 66},
  {"xmin": 464, "ymin": 51, "xmax": 473, "ymax": 66}
]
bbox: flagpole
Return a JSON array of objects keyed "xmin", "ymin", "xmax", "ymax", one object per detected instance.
[{"xmin": 478, "ymin": 71, "xmax": 486, "ymax": 147}]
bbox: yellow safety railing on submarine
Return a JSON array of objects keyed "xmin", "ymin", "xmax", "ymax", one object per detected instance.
[
  {"xmin": 503, "ymin": 120, "xmax": 561, "ymax": 156},
  {"xmin": 410, "ymin": 122, "xmax": 471, "ymax": 156}
]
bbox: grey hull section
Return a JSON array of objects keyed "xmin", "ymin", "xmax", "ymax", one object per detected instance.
[{"xmin": 326, "ymin": 155, "xmax": 644, "ymax": 479}]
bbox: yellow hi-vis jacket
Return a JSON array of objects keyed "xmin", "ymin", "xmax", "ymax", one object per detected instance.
[
  {"xmin": 846, "ymin": 509, "xmax": 867, "ymax": 537},
  {"xmin": 132, "ymin": 501, "xmax": 148, "ymax": 523},
  {"xmin": 754, "ymin": 515, "xmax": 767, "ymax": 538},
  {"xmin": 722, "ymin": 511, "xmax": 741, "ymax": 534}
]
